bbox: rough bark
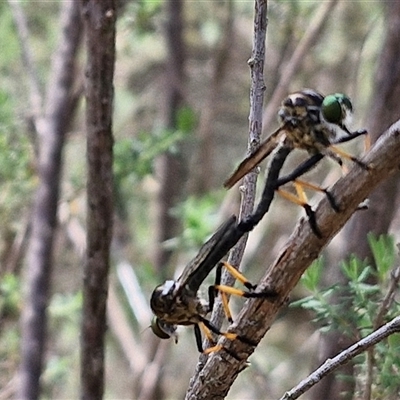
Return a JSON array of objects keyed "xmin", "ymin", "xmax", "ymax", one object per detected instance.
[
  {"xmin": 154, "ymin": 0, "xmax": 187, "ymax": 275},
  {"xmin": 18, "ymin": 3, "xmax": 82, "ymax": 399},
  {"xmin": 310, "ymin": 3, "xmax": 400, "ymax": 399},
  {"xmin": 79, "ymin": 1, "xmax": 116, "ymax": 399}
]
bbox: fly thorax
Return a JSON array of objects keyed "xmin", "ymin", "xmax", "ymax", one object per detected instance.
[{"xmin": 150, "ymin": 280, "xmax": 180, "ymax": 318}]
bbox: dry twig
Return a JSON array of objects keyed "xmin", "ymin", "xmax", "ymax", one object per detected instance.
[
  {"xmin": 280, "ymin": 315, "xmax": 400, "ymax": 400},
  {"xmin": 206, "ymin": 0, "xmax": 269, "ymax": 353}
]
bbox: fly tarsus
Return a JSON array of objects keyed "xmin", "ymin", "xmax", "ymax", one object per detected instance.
[
  {"xmin": 241, "ymin": 288, "xmax": 278, "ymax": 299},
  {"xmin": 324, "ymin": 189, "xmax": 340, "ymax": 212},
  {"xmin": 303, "ymin": 204, "xmax": 322, "ymax": 238}
]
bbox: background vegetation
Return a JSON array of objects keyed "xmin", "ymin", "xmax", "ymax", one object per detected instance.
[{"xmin": 0, "ymin": 1, "xmax": 399, "ymax": 399}]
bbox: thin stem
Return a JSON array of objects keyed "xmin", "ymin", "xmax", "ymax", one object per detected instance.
[{"xmin": 281, "ymin": 315, "xmax": 400, "ymax": 400}]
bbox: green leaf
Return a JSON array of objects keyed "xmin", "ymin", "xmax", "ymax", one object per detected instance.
[
  {"xmin": 301, "ymin": 257, "xmax": 324, "ymax": 292},
  {"xmin": 368, "ymin": 233, "xmax": 396, "ymax": 279},
  {"xmin": 176, "ymin": 106, "xmax": 197, "ymax": 134},
  {"xmin": 340, "ymin": 256, "xmax": 370, "ymax": 282},
  {"xmin": 0, "ymin": 273, "xmax": 21, "ymax": 317}
]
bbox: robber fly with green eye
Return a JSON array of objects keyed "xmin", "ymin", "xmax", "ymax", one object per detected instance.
[{"xmin": 225, "ymin": 89, "xmax": 369, "ymax": 237}]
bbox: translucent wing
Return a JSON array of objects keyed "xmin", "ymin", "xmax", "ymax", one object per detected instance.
[{"xmin": 224, "ymin": 126, "xmax": 284, "ymax": 189}]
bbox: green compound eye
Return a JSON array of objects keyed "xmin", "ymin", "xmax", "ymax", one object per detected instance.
[
  {"xmin": 151, "ymin": 316, "xmax": 171, "ymax": 339},
  {"xmin": 322, "ymin": 93, "xmax": 353, "ymax": 124},
  {"xmin": 151, "ymin": 316, "xmax": 178, "ymax": 340}
]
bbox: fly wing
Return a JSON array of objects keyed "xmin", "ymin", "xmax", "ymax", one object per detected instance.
[
  {"xmin": 177, "ymin": 215, "xmax": 238, "ymax": 294},
  {"xmin": 223, "ymin": 127, "xmax": 283, "ymax": 189}
]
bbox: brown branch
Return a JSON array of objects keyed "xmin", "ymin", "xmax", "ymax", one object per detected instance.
[
  {"xmin": 280, "ymin": 315, "xmax": 400, "ymax": 400},
  {"xmin": 185, "ymin": 120, "xmax": 400, "ymax": 399},
  {"xmin": 60, "ymin": 207, "xmax": 155, "ymax": 395},
  {"xmin": 80, "ymin": 1, "xmax": 116, "ymax": 399},
  {"xmin": 18, "ymin": 3, "xmax": 83, "ymax": 399},
  {"xmin": 154, "ymin": 0, "xmax": 187, "ymax": 272}
]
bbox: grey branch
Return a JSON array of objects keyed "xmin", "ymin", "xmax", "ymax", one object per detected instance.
[
  {"xmin": 204, "ymin": 0, "xmax": 269, "ymax": 363},
  {"xmin": 280, "ymin": 315, "xmax": 400, "ymax": 400}
]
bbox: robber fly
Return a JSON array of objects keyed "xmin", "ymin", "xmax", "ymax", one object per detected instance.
[
  {"xmin": 150, "ymin": 217, "xmax": 277, "ymax": 354},
  {"xmin": 150, "ymin": 147, "xmax": 290, "ymax": 354},
  {"xmin": 224, "ymin": 89, "xmax": 368, "ymax": 237}
]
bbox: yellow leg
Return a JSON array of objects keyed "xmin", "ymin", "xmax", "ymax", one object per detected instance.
[
  {"xmin": 277, "ymin": 180, "xmax": 325, "ymax": 237},
  {"xmin": 203, "ymin": 344, "xmax": 224, "ymax": 354},
  {"xmin": 215, "ymin": 284, "xmax": 248, "ymax": 297},
  {"xmin": 211, "ymin": 261, "xmax": 273, "ymax": 331},
  {"xmin": 199, "ymin": 321, "xmax": 238, "ymax": 354},
  {"xmin": 364, "ymin": 133, "xmax": 371, "ymax": 152},
  {"xmin": 278, "ymin": 179, "xmax": 332, "ymax": 205},
  {"xmin": 219, "ymin": 291, "xmax": 233, "ymax": 323},
  {"xmin": 199, "ymin": 322, "xmax": 221, "ymax": 354},
  {"xmin": 294, "ymin": 181, "xmax": 308, "ymax": 204},
  {"xmin": 199, "ymin": 318, "xmax": 236, "ymax": 342},
  {"xmin": 329, "ymin": 144, "xmax": 357, "ymax": 162},
  {"xmin": 199, "ymin": 321, "xmax": 213, "ymax": 341},
  {"xmin": 295, "ymin": 179, "xmax": 327, "ymax": 194},
  {"xmin": 277, "ymin": 187, "xmax": 307, "ymax": 207},
  {"xmin": 220, "ymin": 261, "xmax": 252, "ymax": 286}
]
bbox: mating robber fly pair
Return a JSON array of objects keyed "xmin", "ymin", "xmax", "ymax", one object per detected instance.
[{"xmin": 150, "ymin": 89, "xmax": 369, "ymax": 355}]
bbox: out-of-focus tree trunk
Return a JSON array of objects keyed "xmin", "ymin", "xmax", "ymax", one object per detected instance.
[
  {"xmin": 139, "ymin": 3, "xmax": 187, "ymax": 399},
  {"xmin": 341, "ymin": 5, "xmax": 400, "ymax": 260},
  {"xmin": 154, "ymin": 0, "xmax": 187, "ymax": 276},
  {"xmin": 18, "ymin": 3, "xmax": 82, "ymax": 399},
  {"xmin": 79, "ymin": 1, "xmax": 116, "ymax": 399},
  {"xmin": 190, "ymin": 0, "xmax": 234, "ymax": 195},
  {"xmin": 310, "ymin": 3, "xmax": 400, "ymax": 400}
]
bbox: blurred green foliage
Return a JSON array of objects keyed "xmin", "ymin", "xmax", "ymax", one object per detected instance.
[
  {"xmin": 42, "ymin": 292, "xmax": 82, "ymax": 399},
  {"xmin": 167, "ymin": 194, "xmax": 222, "ymax": 252},
  {"xmin": 0, "ymin": 273, "xmax": 21, "ymax": 318},
  {"xmin": 114, "ymin": 105, "xmax": 196, "ymax": 184},
  {"xmin": 294, "ymin": 234, "xmax": 400, "ymax": 398},
  {"xmin": 0, "ymin": 89, "xmax": 35, "ymax": 238},
  {"xmin": 0, "ymin": 0, "xmax": 392, "ymax": 398}
]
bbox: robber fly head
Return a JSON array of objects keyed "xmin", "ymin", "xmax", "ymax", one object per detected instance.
[
  {"xmin": 151, "ymin": 315, "xmax": 178, "ymax": 342},
  {"xmin": 150, "ymin": 280, "xmax": 178, "ymax": 318},
  {"xmin": 150, "ymin": 280, "xmax": 179, "ymax": 340},
  {"xmin": 321, "ymin": 93, "xmax": 354, "ymax": 135}
]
